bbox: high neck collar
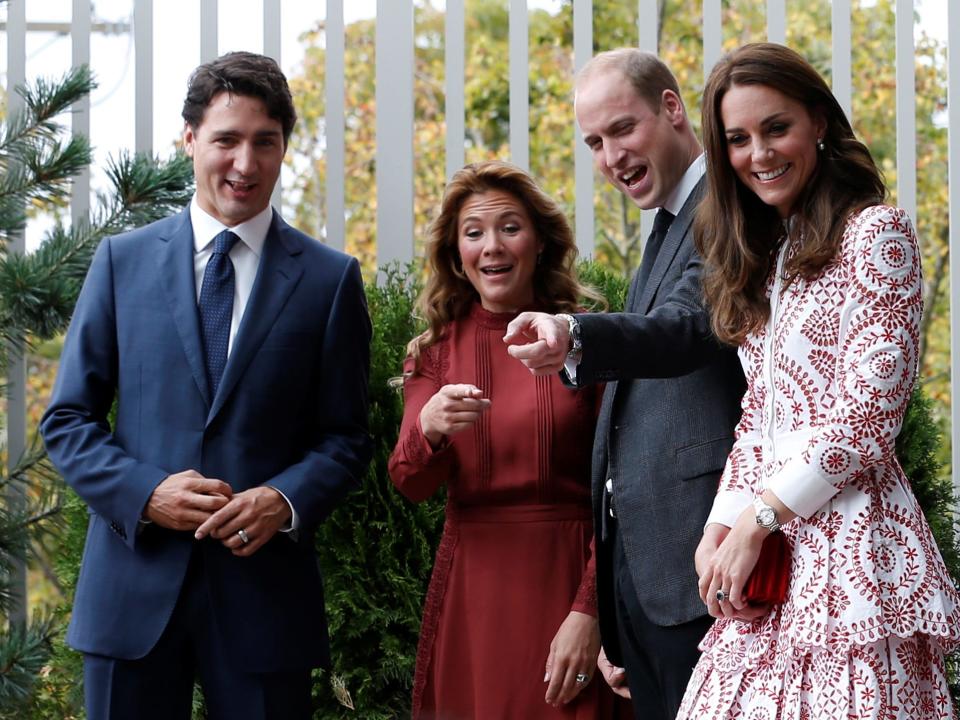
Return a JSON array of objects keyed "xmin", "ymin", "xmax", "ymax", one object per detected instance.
[{"xmin": 468, "ymin": 301, "xmax": 531, "ymax": 329}]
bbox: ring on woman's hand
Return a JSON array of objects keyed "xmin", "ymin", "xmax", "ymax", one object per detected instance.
[
  {"xmin": 237, "ymin": 528, "xmax": 250, "ymax": 544},
  {"xmin": 716, "ymin": 589, "xmax": 729, "ymax": 603},
  {"xmin": 575, "ymin": 673, "xmax": 589, "ymax": 684}
]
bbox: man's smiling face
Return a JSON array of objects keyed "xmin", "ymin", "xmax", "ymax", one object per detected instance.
[
  {"xmin": 183, "ymin": 91, "xmax": 285, "ymax": 226},
  {"xmin": 575, "ymin": 67, "xmax": 689, "ymax": 210}
]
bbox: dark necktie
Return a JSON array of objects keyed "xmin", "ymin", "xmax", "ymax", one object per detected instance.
[
  {"xmin": 635, "ymin": 208, "xmax": 675, "ymax": 294},
  {"xmin": 199, "ymin": 229, "xmax": 240, "ymax": 396}
]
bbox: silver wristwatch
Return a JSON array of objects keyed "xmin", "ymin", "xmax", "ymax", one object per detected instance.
[
  {"xmin": 556, "ymin": 313, "xmax": 582, "ymax": 363},
  {"xmin": 753, "ymin": 496, "xmax": 781, "ymax": 532}
]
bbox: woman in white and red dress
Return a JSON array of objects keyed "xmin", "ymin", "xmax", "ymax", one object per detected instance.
[{"xmin": 678, "ymin": 43, "xmax": 960, "ymax": 719}]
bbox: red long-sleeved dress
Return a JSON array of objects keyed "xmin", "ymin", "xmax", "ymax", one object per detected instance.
[{"xmin": 389, "ymin": 303, "xmax": 611, "ymax": 719}]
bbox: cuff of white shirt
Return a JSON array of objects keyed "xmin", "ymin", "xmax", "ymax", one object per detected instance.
[
  {"xmin": 704, "ymin": 489, "xmax": 753, "ymax": 529},
  {"xmin": 563, "ymin": 355, "xmax": 579, "ymax": 384},
  {"xmin": 767, "ymin": 456, "xmax": 839, "ymax": 519},
  {"xmin": 267, "ymin": 486, "xmax": 300, "ymax": 533}
]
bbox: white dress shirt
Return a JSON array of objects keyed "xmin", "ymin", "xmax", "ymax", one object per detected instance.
[{"xmin": 190, "ymin": 197, "xmax": 299, "ymax": 532}]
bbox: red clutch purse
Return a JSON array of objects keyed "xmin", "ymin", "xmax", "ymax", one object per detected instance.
[{"xmin": 743, "ymin": 531, "xmax": 790, "ymax": 605}]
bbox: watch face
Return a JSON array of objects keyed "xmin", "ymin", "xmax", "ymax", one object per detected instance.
[{"xmin": 758, "ymin": 507, "xmax": 776, "ymax": 526}]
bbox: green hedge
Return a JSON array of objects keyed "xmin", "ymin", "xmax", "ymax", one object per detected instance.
[{"xmin": 29, "ymin": 261, "xmax": 960, "ymax": 718}]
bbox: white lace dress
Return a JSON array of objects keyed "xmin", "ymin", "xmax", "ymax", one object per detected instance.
[{"xmin": 677, "ymin": 205, "xmax": 960, "ymax": 719}]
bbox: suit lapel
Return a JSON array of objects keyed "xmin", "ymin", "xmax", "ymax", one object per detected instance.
[
  {"xmin": 207, "ymin": 212, "xmax": 304, "ymax": 426},
  {"xmin": 635, "ymin": 178, "xmax": 705, "ymax": 313},
  {"xmin": 158, "ymin": 209, "xmax": 212, "ymax": 407}
]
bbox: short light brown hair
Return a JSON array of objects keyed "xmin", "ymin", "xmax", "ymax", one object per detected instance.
[{"xmin": 577, "ymin": 48, "xmax": 683, "ymax": 115}]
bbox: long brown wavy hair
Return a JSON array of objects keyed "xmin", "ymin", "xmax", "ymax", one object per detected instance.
[
  {"xmin": 406, "ymin": 161, "xmax": 599, "ymax": 373},
  {"xmin": 696, "ymin": 43, "xmax": 885, "ymax": 345}
]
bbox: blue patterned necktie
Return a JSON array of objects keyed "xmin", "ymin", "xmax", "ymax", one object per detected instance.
[{"xmin": 199, "ymin": 229, "xmax": 240, "ymax": 396}]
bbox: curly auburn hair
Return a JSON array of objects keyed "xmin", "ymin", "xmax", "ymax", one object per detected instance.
[
  {"xmin": 696, "ymin": 43, "xmax": 885, "ymax": 345},
  {"xmin": 406, "ymin": 161, "xmax": 599, "ymax": 373}
]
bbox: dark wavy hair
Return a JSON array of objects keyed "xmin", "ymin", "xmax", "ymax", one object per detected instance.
[
  {"xmin": 407, "ymin": 161, "xmax": 600, "ymax": 372},
  {"xmin": 696, "ymin": 43, "xmax": 885, "ymax": 345},
  {"xmin": 182, "ymin": 51, "xmax": 296, "ymax": 145}
]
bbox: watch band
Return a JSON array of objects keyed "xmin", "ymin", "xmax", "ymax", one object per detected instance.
[
  {"xmin": 753, "ymin": 496, "xmax": 781, "ymax": 532},
  {"xmin": 556, "ymin": 313, "xmax": 582, "ymax": 361}
]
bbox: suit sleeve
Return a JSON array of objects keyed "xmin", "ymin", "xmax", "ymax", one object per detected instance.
[
  {"xmin": 388, "ymin": 348, "xmax": 456, "ymax": 503},
  {"xmin": 40, "ymin": 238, "xmax": 169, "ymax": 550},
  {"xmin": 571, "ymin": 245, "xmax": 727, "ymax": 385},
  {"xmin": 264, "ymin": 257, "xmax": 372, "ymax": 529}
]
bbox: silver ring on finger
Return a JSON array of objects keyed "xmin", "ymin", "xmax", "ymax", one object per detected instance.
[
  {"xmin": 237, "ymin": 528, "xmax": 250, "ymax": 544},
  {"xmin": 575, "ymin": 673, "xmax": 589, "ymax": 684},
  {"xmin": 716, "ymin": 589, "xmax": 729, "ymax": 603}
]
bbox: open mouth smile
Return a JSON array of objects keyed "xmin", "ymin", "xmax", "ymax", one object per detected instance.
[
  {"xmin": 226, "ymin": 179, "xmax": 256, "ymax": 193},
  {"xmin": 754, "ymin": 164, "xmax": 790, "ymax": 182},
  {"xmin": 480, "ymin": 265, "xmax": 513, "ymax": 275},
  {"xmin": 618, "ymin": 166, "xmax": 647, "ymax": 189}
]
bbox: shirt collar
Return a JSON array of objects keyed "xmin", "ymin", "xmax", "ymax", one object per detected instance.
[
  {"xmin": 190, "ymin": 195, "xmax": 272, "ymax": 258},
  {"xmin": 660, "ymin": 152, "xmax": 705, "ymax": 217}
]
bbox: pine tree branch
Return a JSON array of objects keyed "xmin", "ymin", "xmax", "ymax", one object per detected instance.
[
  {"xmin": 0, "ymin": 66, "xmax": 95, "ymax": 159},
  {"xmin": 0, "ymin": 614, "xmax": 60, "ymax": 716},
  {"xmin": 0, "ymin": 151, "xmax": 193, "ymax": 344}
]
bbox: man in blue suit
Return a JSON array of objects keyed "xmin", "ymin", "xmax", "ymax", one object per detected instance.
[{"xmin": 40, "ymin": 51, "xmax": 371, "ymax": 719}]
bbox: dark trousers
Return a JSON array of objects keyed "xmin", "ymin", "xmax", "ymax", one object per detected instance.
[
  {"xmin": 83, "ymin": 548, "xmax": 312, "ymax": 720},
  {"xmin": 612, "ymin": 526, "xmax": 713, "ymax": 720}
]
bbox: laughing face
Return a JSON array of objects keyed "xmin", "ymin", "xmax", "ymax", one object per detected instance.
[
  {"xmin": 575, "ymin": 66, "xmax": 692, "ymax": 210},
  {"xmin": 720, "ymin": 82, "xmax": 826, "ymax": 218},
  {"xmin": 183, "ymin": 91, "xmax": 285, "ymax": 227},
  {"xmin": 456, "ymin": 190, "xmax": 543, "ymax": 314}
]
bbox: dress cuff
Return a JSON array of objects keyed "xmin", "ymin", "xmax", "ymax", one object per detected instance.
[
  {"xmin": 705, "ymin": 489, "xmax": 753, "ymax": 528},
  {"xmin": 767, "ymin": 456, "xmax": 839, "ymax": 519}
]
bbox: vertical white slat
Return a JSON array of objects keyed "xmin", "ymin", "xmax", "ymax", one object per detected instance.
[
  {"xmin": 948, "ymin": 0, "xmax": 960, "ymax": 501},
  {"xmin": 766, "ymin": 0, "xmax": 786, "ymax": 45},
  {"xmin": 896, "ymin": 0, "xmax": 916, "ymax": 221},
  {"xmin": 263, "ymin": 0, "xmax": 282, "ymax": 210},
  {"xmin": 134, "ymin": 0, "xmax": 153, "ymax": 155},
  {"xmin": 638, "ymin": 0, "xmax": 659, "ymax": 244},
  {"xmin": 509, "ymin": 0, "xmax": 529, "ymax": 171},
  {"xmin": 637, "ymin": 0, "xmax": 657, "ymax": 53},
  {"xmin": 201, "ymin": 0, "xmax": 218, "ymax": 62},
  {"xmin": 72, "ymin": 0, "xmax": 91, "ymax": 226},
  {"xmin": 703, "ymin": 0, "xmax": 722, "ymax": 75},
  {"xmin": 831, "ymin": 0, "xmax": 853, "ymax": 122},
  {"xmin": 5, "ymin": 0, "xmax": 27, "ymax": 630},
  {"xmin": 573, "ymin": 0, "xmax": 593, "ymax": 257},
  {"xmin": 325, "ymin": 0, "xmax": 345, "ymax": 250},
  {"xmin": 375, "ymin": 0, "xmax": 414, "ymax": 267},
  {"xmin": 445, "ymin": 0, "xmax": 465, "ymax": 181}
]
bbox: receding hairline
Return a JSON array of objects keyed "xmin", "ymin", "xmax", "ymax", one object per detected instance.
[{"xmin": 575, "ymin": 49, "xmax": 683, "ymax": 115}]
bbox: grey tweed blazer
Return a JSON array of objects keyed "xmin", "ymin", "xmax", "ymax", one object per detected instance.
[{"xmin": 567, "ymin": 178, "xmax": 745, "ymax": 663}]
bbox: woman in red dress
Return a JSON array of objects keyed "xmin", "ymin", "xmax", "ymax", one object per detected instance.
[{"xmin": 389, "ymin": 161, "xmax": 617, "ymax": 719}]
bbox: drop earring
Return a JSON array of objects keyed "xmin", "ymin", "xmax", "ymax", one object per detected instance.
[{"xmin": 816, "ymin": 138, "xmax": 825, "ymax": 152}]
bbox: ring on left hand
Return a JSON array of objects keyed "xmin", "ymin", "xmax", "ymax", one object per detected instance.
[
  {"xmin": 716, "ymin": 589, "xmax": 729, "ymax": 603},
  {"xmin": 237, "ymin": 528, "xmax": 250, "ymax": 544},
  {"xmin": 575, "ymin": 672, "xmax": 589, "ymax": 684}
]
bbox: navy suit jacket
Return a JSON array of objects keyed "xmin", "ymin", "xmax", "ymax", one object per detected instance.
[{"xmin": 40, "ymin": 208, "xmax": 372, "ymax": 672}]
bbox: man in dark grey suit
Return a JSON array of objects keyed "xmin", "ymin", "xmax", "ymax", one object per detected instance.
[{"xmin": 504, "ymin": 50, "xmax": 744, "ymax": 720}]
